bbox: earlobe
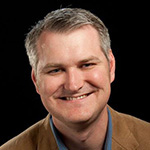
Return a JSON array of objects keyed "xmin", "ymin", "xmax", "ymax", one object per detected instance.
[
  {"xmin": 31, "ymin": 69, "xmax": 40, "ymax": 94},
  {"xmin": 109, "ymin": 50, "xmax": 116, "ymax": 83}
]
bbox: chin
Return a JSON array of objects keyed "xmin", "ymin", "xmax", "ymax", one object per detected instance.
[{"xmin": 64, "ymin": 109, "xmax": 101, "ymax": 125}]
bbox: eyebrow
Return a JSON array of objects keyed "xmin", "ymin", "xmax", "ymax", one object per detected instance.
[
  {"xmin": 79, "ymin": 56, "xmax": 101, "ymax": 63},
  {"xmin": 41, "ymin": 63, "xmax": 63, "ymax": 73},
  {"xmin": 41, "ymin": 56, "xmax": 101, "ymax": 73}
]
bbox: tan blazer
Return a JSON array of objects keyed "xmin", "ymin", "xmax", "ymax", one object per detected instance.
[{"xmin": 1, "ymin": 106, "xmax": 150, "ymax": 150}]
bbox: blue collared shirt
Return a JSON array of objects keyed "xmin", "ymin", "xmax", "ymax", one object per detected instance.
[{"xmin": 50, "ymin": 107, "xmax": 112, "ymax": 150}]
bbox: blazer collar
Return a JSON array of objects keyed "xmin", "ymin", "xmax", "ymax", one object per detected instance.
[
  {"xmin": 37, "ymin": 107, "xmax": 139, "ymax": 150},
  {"xmin": 108, "ymin": 106, "xmax": 139, "ymax": 149}
]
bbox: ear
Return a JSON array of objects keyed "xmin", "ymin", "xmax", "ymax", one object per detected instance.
[
  {"xmin": 108, "ymin": 50, "xmax": 116, "ymax": 83},
  {"xmin": 31, "ymin": 69, "xmax": 40, "ymax": 94}
]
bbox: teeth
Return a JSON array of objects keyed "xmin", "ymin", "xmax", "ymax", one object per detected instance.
[{"xmin": 66, "ymin": 94, "xmax": 87, "ymax": 101}]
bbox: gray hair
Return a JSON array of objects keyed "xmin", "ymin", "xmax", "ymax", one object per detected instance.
[{"xmin": 25, "ymin": 8, "xmax": 111, "ymax": 74}]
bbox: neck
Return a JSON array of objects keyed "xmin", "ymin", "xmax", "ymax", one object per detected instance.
[{"xmin": 53, "ymin": 106, "xmax": 108, "ymax": 150}]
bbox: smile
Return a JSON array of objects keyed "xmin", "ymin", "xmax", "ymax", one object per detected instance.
[
  {"xmin": 59, "ymin": 92, "xmax": 93, "ymax": 101},
  {"xmin": 66, "ymin": 94, "xmax": 87, "ymax": 100}
]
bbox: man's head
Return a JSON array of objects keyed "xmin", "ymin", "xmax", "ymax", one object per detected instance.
[
  {"xmin": 25, "ymin": 8, "xmax": 111, "ymax": 76},
  {"xmin": 25, "ymin": 8, "xmax": 115, "ymax": 125}
]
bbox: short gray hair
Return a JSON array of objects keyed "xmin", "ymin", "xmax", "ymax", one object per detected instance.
[{"xmin": 25, "ymin": 8, "xmax": 111, "ymax": 74}]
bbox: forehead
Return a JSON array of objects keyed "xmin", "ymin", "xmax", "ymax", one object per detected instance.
[
  {"xmin": 36, "ymin": 25, "xmax": 105, "ymax": 66},
  {"xmin": 37, "ymin": 25, "xmax": 100, "ymax": 49}
]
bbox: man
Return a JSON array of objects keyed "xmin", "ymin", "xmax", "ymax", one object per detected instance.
[{"xmin": 1, "ymin": 8, "xmax": 150, "ymax": 150}]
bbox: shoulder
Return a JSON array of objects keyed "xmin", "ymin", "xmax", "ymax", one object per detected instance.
[
  {"xmin": 0, "ymin": 118, "xmax": 45, "ymax": 150},
  {"xmin": 112, "ymin": 107, "xmax": 150, "ymax": 134},
  {"xmin": 109, "ymin": 106, "xmax": 150, "ymax": 149},
  {"xmin": 0, "ymin": 114, "xmax": 57, "ymax": 150}
]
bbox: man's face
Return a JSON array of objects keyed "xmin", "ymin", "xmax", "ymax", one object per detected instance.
[{"xmin": 32, "ymin": 25, "xmax": 115, "ymax": 125}]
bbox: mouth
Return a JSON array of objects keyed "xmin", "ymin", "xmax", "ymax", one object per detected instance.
[{"xmin": 59, "ymin": 92, "xmax": 93, "ymax": 101}]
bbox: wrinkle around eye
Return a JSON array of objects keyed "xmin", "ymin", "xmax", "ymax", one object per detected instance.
[
  {"xmin": 80, "ymin": 63, "xmax": 97, "ymax": 69},
  {"xmin": 46, "ymin": 68, "xmax": 64, "ymax": 75}
]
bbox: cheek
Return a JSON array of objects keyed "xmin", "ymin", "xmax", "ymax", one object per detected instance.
[
  {"xmin": 86, "ymin": 68, "xmax": 110, "ymax": 87},
  {"xmin": 38, "ymin": 76, "xmax": 61, "ymax": 97},
  {"xmin": 37, "ymin": 77, "xmax": 63, "ymax": 112}
]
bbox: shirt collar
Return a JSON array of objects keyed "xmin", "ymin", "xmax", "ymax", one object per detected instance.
[
  {"xmin": 104, "ymin": 107, "xmax": 112, "ymax": 150},
  {"xmin": 50, "ymin": 107, "xmax": 112, "ymax": 150},
  {"xmin": 50, "ymin": 116, "xmax": 67, "ymax": 150}
]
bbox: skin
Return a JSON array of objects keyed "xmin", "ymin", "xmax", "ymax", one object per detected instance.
[{"xmin": 32, "ymin": 25, "xmax": 115, "ymax": 149}]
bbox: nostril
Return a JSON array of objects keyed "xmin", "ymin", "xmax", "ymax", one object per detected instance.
[{"xmin": 64, "ymin": 69, "xmax": 84, "ymax": 92}]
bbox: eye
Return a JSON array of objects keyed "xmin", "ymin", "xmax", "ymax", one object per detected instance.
[
  {"xmin": 81, "ymin": 63, "xmax": 95, "ymax": 68},
  {"xmin": 48, "ymin": 68, "xmax": 63, "ymax": 75}
]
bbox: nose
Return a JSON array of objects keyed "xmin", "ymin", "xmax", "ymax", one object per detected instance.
[{"xmin": 64, "ymin": 68, "xmax": 84, "ymax": 92}]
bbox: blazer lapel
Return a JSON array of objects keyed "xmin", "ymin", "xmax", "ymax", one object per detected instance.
[
  {"xmin": 37, "ymin": 114, "xmax": 59, "ymax": 150},
  {"xmin": 108, "ymin": 106, "xmax": 139, "ymax": 149},
  {"xmin": 35, "ymin": 107, "xmax": 139, "ymax": 150}
]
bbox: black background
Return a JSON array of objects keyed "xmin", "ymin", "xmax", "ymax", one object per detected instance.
[{"xmin": 0, "ymin": 1, "xmax": 150, "ymax": 145}]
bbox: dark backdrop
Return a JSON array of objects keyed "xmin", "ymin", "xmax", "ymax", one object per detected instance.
[{"xmin": 0, "ymin": 0, "xmax": 149, "ymax": 145}]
